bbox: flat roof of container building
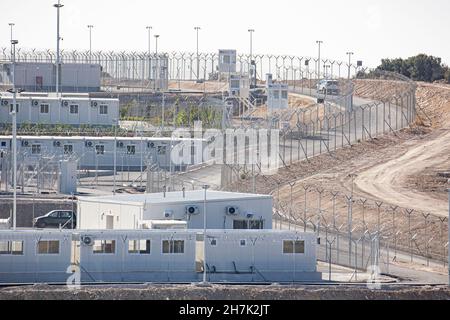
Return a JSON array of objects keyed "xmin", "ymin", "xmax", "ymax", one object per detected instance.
[
  {"xmin": 0, "ymin": 135, "xmax": 204, "ymax": 143},
  {"xmin": 0, "ymin": 92, "xmax": 118, "ymax": 102},
  {"xmin": 79, "ymin": 190, "xmax": 272, "ymax": 206}
]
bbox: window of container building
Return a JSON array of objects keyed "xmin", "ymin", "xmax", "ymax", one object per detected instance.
[
  {"xmin": 95, "ymin": 145, "xmax": 105, "ymax": 155},
  {"xmin": 233, "ymin": 220, "xmax": 264, "ymax": 230},
  {"xmin": 99, "ymin": 105, "xmax": 108, "ymax": 115},
  {"xmin": 10, "ymin": 104, "xmax": 19, "ymax": 113},
  {"xmin": 31, "ymin": 144, "xmax": 41, "ymax": 154},
  {"xmin": 127, "ymin": 145, "xmax": 136, "ymax": 155},
  {"xmin": 93, "ymin": 240, "xmax": 116, "ymax": 254},
  {"xmin": 63, "ymin": 145, "xmax": 73, "ymax": 154},
  {"xmin": 282, "ymin": 240, "xmax": 305, "ymax": 254},
  {"xmin": 128, "ymin": 239, "xmax": 151, "ymax": 254},
  {"xmin": 162, "ymin": 240, "xmax": 184, "ymax": 254},
  {"xmin": 70, "ymin": 104, "xmax": 79, "ymax": 114},
  {"xmin": 37, "ymin": 240, "xmax": 60, "ymax": 254},
  {"xmin": 0, "ymin": 241, "xmax": 24, "ymax": 255},
  {"xmin": 40, "ymin": 104, "xmax": 49, "ymax": 114}
]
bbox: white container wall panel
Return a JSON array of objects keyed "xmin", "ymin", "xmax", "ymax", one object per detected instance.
[
  {"xmin": 78, "ymin": 201, "xmax": 143, "ymax": 230},
  {"xmin": 78, "ymin": 230, "xmax": 197, "ymax": 282},
  {"xmin": 2, "ymin": 62, "xmax": 101, "ymax": 93},
  {"xmin": 1, "ymin": 136, "xmax": 183, "ymax": 171},
  {"xmin": 143, "ymin": 197, "xmax": 273, "ymax": 230},
  {"xmin": 218, "ymin": 50, "xmax": 237, "ymax": 74},
  {"xmin": 0, "ymin": 230, "xmax": 72, "ymax": 284},
  {"xmin": 0, "ymin": 96, "xmax": 119, "ymax": 127},
  {"xmin": 0, "ymin": 229, "xmax": 320, "ymax": 284},
  {"xmin": 205, "ymin": 231, "xmax": 320, "ymax": 282}
]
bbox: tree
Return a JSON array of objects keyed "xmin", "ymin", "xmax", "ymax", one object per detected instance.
[{"xmin": 376, "ymin": 54, "xmax": 448, "ymax": 83}]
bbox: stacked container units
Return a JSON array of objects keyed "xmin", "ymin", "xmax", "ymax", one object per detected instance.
[{"xmin": 0, "ymin": 136, "xmax": 199, "ymax": 171}]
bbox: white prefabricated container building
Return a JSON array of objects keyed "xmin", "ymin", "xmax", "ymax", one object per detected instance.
[
  {"xmin": 0, "ymin": 92, "xmax": 119, "ymax": 127},
  {"xmin": 77, "ymin": 190, "xmax": 273, "ymax": 230},
  {"xmin": 1, "ymin": 62, "xmax": 102, "ymax": 93},
  {"xmin": 0, "ymin": 228, "xmax": 321, "ymax": 283},
  {"xmin": 266, "ymin": 74, "xmax": 289, "ymax": 110},
  {"xmin": 0, "ymin": 135, "xmax": 202, "ymax": 171},
  {"xmin": 218, "ymin": 50, "xmax": 237, "ymax": 74}
]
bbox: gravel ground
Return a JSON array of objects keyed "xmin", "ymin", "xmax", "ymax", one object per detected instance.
[{"xmin": 1, "ymin": 284, "xmax": 449, "ymax": 300}]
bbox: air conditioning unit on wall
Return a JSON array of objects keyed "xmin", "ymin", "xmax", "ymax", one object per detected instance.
[
  {"xmin": 185, "ymin": 205, "xmax": 200, "ymax": 216},
  {"xmin": 226, "ymin": 206, "xmax": 239, "ymax": 216}
]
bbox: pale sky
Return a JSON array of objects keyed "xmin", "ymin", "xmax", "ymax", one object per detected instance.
[{"xmin": 1, "ymin": 0, "xmax": 449, "ymax": 67}]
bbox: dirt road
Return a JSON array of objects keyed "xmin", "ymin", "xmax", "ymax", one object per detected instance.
[
  {"xmin": 354, "ymin": 83, "xmax": 450, "ymax": 217},
  {"xmin": 354, "ymin": 128, "xmax": 450, "ymax": 217}
]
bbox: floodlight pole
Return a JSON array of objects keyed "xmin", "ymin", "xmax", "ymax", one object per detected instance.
[
  {"xmin": 346, "ymin": 52, "xmax": 354, "ymax": 80},
  {"xmin": 11, "ymin": 40, "xmax": 19, "ymax": 230},
  {"xmin": 194, "ymin": 27, "xmax": 201, "ymax": 81},
  {"xmin": 248, "ymin": 29, "xmax": 255, "ymax": 62},
  {"xmin": 54, "ymin": 1, "xmax": 63, "ymax": 96},
  {"xmin": 202, "ymin": 184, "xmax": 210, "ymax": 284},
  {"xmin": 316, "ymin": 41, "xmax": 323, "ymax": 79},
  {"xmin": 146, "ymin": 26, "xmax": 152, "ymax": 80},
  {"xmin": 113, "ymin": 117, "xmax": 117, "ymax": 195},
  {"xmin": 154, "ymin": 35, "xmax": 160, "ymax": 91},
  {"xmin": 8, "ymin": 23, "xmax": 14, "ymax": 57},
  {"xmin": 88, "ymin": 25, "xmax": 94, "ymax": 63}
]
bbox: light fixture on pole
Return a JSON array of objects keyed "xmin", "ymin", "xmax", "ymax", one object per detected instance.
[
  {"xmin": 346, "ymin": 52, "xmax": 354, "ymax": 79},
  {"xmin": 194, "ymin": 26, "xmax": 201, "ymax": 82},
  {"xmin": 202, "ymin": 184, "xmax": 210, "ymax": 284},
  {"xmin": 54, "ymin": 0, "xmax": 64, "ymax": 96},
  {"xmin": 316, "ymin": 40, "xmax": 323, "ymax": 79},
  {"xmin": 87, "ymin": 25, "xmax": 94, "ymax": 63}
]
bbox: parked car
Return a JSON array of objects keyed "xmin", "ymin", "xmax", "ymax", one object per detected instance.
[
  {"xmin": 33, "ymin": 210, "xmax": 76, "ymax": 229},
  {"xmin": 317, "ymin": 79, "xmax": 340, "ymax": 95}
]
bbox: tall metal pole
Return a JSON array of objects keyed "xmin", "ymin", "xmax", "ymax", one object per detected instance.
[
  {"xmin": 154, "ymin": 34, "xmax": 159, "ymax": 91},
  {"xmin": 346, "ymin": 52, "xmax": 354, "ymax": 80},
  {"xmin": 316, "ymin": 41, "xmax": 323, "ymax": 79},
  {"xmin": 146, "ymin": 26, "xmax": 152, "ymax": 80},
  {"xmin": 194, "ymin": 27, "xmax": 201, "ymax": 81},
  {"xmin": 88, "ymin": 25, "xmax": 94, "ymax": 63},
  {"xmin": 146, "ymin": 26, "xmax": 152, "ymax": 54},
  {"xmin": 248, "ymin": 29, "xmax": 255, "ymax": 62},
  {"xmin": 202, "ymin": 184, "xmax": 210, "ymax": 284},
  {"xmin": 8, "ymin": 23, "xmax": 14, "ymax": 57},
  {"xmin": 54, "ymin": 1, "xmax": 64, "ymax": 96},
  {"xmin": 113, "ymin": 119, "xmax": 117, "ymax": 195},
  {"xmin": 11, "ymin": 40, "xmax": 18, "ymax": 230}
]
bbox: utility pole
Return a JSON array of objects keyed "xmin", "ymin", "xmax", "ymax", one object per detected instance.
[
  {"xmin": 10, "ymin": 39, "xmax": 19, "ymax": 230},
  {"xmin": 316, "ymin": 41, "xmax": 323, "ymax": 79},
  {"xmin": 54, "ymin": 0, "xmax": 64, "ymax": 96},
  {"xmin": 113, "ymin": 118, "xmax": 117, "ymax": 195},
  {"xmin": 8, "ymin": 23, "xmax": 14, "ymax": 57},
  {"xmin": 146, "ymin": 26, "xmax": 152, "ymax": 80},
  {"xmin": 248, "ymin": 29, "xmax": 255, "ymax": 61},
  {"xmin": 194, "ymin": 27, "xmax": 201, "ymax": 81},
  {"xmin": 88, "ymin": 25, "xmax": 94, "ymax": 63},
  {"xmin": 154, "ymin": 34, "xmax": 160, "ymax": 91},
  {"xmin": 346, "ymin": 52, "xmax": 354, "ymax": 80},
  {"xmin": 202, "ymin": 184, "xmax": 210, "ymax": 284}
]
